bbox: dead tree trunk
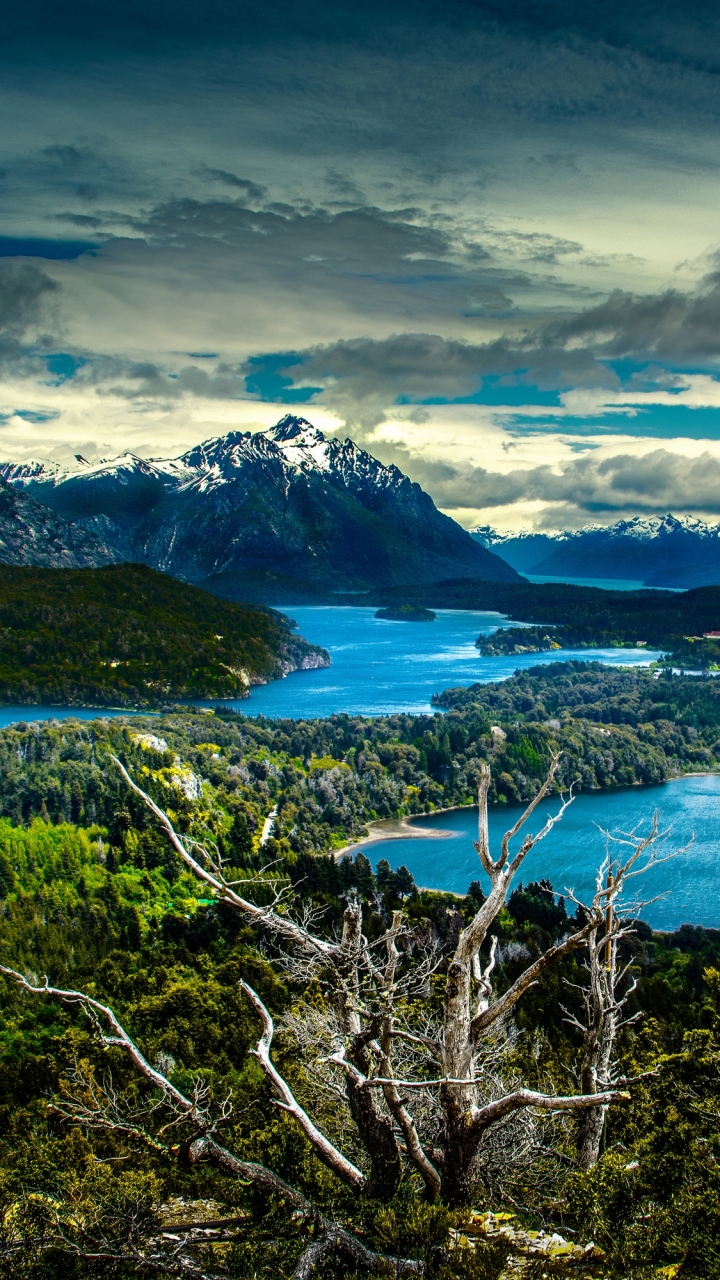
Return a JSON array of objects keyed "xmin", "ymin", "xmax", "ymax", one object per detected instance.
[
  {"xmin": 565, "ymin": 861, "xmax": 644, "ymax": 1171},
  {"xmin": 331, "ymin": 897, "xmax": 403, "ymax": 1200},
  {"xmin": 110, "ymin": 752, "xmax": 661, "ymax": 1212}
]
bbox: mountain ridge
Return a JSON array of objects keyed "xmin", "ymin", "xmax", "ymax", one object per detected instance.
[
  {"xmin": 0, "ymin": 478, "xmax": 116, "ymax": 569},
  {"xmin": 0, "ymin": 416, "xmax": 519, "ymax": 593},
  {"xmin": 473, "ymin": 513, "xmax": 720, "ymax": 588}
]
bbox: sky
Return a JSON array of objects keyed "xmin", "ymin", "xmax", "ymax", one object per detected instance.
[{"xmin": 3, "ymin": 0, "xmax": 720, "ymax": 531}]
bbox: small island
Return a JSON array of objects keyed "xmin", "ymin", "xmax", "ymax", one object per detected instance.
[{"xmin": 375, "ymin": 604, "xmax": 436, "ymax": 622}]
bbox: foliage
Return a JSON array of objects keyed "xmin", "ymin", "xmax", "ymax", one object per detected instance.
[
  {"xmin": 3, "ymin": 664, "xmax": 720, "ymax": 876},
  {"xmin": 375, "ymin": 605, "xmax": 437, "ymax": 621},
  {"xmin": 0, "ymin": 563, "xmax": 326, "ymax": 707},
  {"xmin": 360, "ymin": 579, "xmax": 720, "ymax": 651},
  {"xmin": 1, "ymin": 669, "xmax": 720, "ymax": 1275}
]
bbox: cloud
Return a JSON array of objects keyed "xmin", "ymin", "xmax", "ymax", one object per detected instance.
[
  {"xmin": 392, "ymin": 446, "xmax": 720, "ymax": 519},
  {"xmin": 546, "ymin": 277, "xmax": 720, "ymax": 361},
  {"xmin": 0, "ymin": 260, "xmax": 57, "ymax": 365},
  {"xmin": 243, "ymin": 332, "xmax": 618, "ymax": 429}
]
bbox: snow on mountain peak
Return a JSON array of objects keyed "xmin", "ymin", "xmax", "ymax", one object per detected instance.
[
  {"xmin": 265, "ymin": 414, "xmax": 325, "ymax": 445},
  {"xmin": 261, "ymin": 415, "xmax": 334, "ymax": 473}
]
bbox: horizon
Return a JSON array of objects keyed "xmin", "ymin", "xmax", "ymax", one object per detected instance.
[{"xmin": 4, "ymin": 1, "xmax": 720, "ymax": 534}]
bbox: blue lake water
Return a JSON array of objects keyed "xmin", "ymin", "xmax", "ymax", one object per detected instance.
[
  {"xmin": 525, "ymin": 574, "xmax": 645, "ymax": 591},
  {"xmin": 365, "ymin": 775, "xmax": 720, "ymax": 930},
  {"xmin": 0, "ymin": 601, "xmax": 714, "ymax": 923},
  {"xmin": 0, "ymin": 607, "xmax": 662, "ymax": 727},
  {"xmin": 237, "ymin": 607, "xmax": 660, "ymax": 719},
  {"xmin": 524, "ymin": 574, "xmax": 684, "ymax": 594},
  {"xmin": 0, "ymin": 705, "xmax": 139, "ymax": 730}
]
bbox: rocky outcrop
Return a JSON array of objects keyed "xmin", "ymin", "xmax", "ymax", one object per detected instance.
[{"xmin": 0, "ymin": 479, "xmax": 114, "ymax": 569}]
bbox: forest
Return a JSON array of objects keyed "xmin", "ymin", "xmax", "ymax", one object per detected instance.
[
  {"xmin": 0, "ymin": 665, "xmax": 719, "ymax": 1277},
  {"xmin": 0, "ymin": 564, "xmax": 327, "ymax": 707},
  {"xmin": 359, "ymin": 580, "xmax": 720, "ymax": 652}
]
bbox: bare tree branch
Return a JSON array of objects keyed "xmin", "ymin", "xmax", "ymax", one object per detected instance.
[
  {"xmin": 240, "ymin": 980, "xmax": 365, "ymax": 1191},
  {"xmin": 110, "ymin": 755, "xmax": 337, "ymax": 960},
  {"xmin": 1, "ymin": 970, "xmax": 423, "ymax": 1277}
]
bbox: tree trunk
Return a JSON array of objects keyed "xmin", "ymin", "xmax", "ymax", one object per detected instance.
[
  {"xmin": 575, "ymin": 1104, "xmax": 606, "ymax": 1171},
  {"xmin": 438, "ymin": 956, "xmax": 483, "ymax": 1207},
  {"xmin": 336, "ymin": 897, "xmax": 402, "ymax": 1200},
  {"xmin": 437, "ymin": 1102, "xmax": 484, "ymax": 1208},
  {"xmin": 346, "ymin": 1068, "xmax": 403, "ymax": 1199}
]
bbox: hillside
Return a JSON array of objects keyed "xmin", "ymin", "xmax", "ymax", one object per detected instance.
[
  {"xmin": 0, "ymin": 416, "xmax": 518, "ymax": 592},
  {"xmin": 1, "ymin": 686, "xmax": 720, "ymax": 1275},
  {"xmin": 0, "ymin": 563, "xmax": 328, "ymax": 707},
  {"xmin": 0, "ymin": 478, "xmax": 115, "ymax": 568},
  {"xmin": 473, "ymin": 514, "xmax": 720, "ymax": 588}
]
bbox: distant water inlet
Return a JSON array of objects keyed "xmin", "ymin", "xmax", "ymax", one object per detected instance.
[
  {"xmin": 0, "ymin": 605, "xmax": 662, "ymax": 727},
  {"xmin": 239, "ymin": 606, "xmax": 661, "ymax": 718},
  {"xmin": 363, "ymin": 774, "xmax": 720, "ymax": 931}
]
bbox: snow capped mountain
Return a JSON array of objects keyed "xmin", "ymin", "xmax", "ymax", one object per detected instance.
[
  {"xmin": 0, "ymin": 416, "xmax": 518, "ymax": 594},
  {"xmin": 473, "ymin": 514, "xmax": 720, "ymax": 588}
]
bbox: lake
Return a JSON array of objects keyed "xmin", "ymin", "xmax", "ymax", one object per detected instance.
[
  {"xmin": 0, "ymin": 705, "xmax": 141, "ymax": 730},
  {"xmin": 0, "ymin": 601, "xmax": 713, "ymax": 925},
  {"xmin": 364, "ymin": 774, "xmax": 720, "ymax": 930},
  {"xmin": 239, "ymin": 606, "xmax": 660, "ymax": 719},
  {"xmin": 0, "ymin": 605, "xmax": 661, "ymax": 727}
]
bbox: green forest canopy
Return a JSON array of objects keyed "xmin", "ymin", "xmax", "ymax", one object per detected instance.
[
  {"xmin": 1, "ymin": 685, "xmax": 720, "ymax": 1276},
  {"xmin": 362, "ymin": 579, "xmax": 720, "ymax": 650},
  {"xmin": 0, "ymin": 563, "xmax": 326, "ymax": 708}
]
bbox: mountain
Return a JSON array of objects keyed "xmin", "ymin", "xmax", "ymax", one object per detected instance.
[
  {"xmin": 0, "ymin": 416, "xmax": 519, "ymax": 595},
  {"xmin": 0, "ymin": 478, "xmax": 115, "ymax": 569},
  {"xmin": 472, "ymin": 514, "xmax": 720, "ymax": 588}
]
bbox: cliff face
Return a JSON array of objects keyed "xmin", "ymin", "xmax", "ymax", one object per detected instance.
[
  {"xmin": 1, "ymin": 417, "xmax": 519, "ymax": 592},
  {"xmin": 0, "ymin": 480, "xmax": 115, "ymax": 569}
]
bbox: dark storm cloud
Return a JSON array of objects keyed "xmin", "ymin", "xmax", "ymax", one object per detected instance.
[
  {"xmin": 395, "ymin": 447, "xmax": 720, "ymax": 517},
  {"xmin": 235, "ymin": 257, "xmax": 720, "ymax": 428},
  {"xmin": 547, "ymin": 275, "xmax": 720, "ymax": 361},
  {"xmin": 0, "ymin": 261, "xmax": 57, "ymax": 364},
  {"xmin": 254, "ymin": 333, "xmax": 614, "ymax": 428},
  {"xmin": 6, "ymin": 0, "xmax": 720, "ymax": 185}
]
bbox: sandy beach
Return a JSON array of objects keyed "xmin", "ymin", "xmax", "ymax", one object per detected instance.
[{"xmin": 334, "ymin": 814, "xmax": 458, "ymax": 860}]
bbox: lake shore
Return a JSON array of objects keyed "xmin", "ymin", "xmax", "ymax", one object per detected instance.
[
  {"xmin": 332, "ymin": 772, "xmax": 720, "ymax": 863},
  {"xmin": 334, "ymin": 803, "xmax": 475, "ymax": 859}
]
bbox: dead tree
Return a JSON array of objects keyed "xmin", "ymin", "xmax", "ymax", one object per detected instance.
[
  {"xmin": 0, "ymin": 967, "xmax": 424, "ymax": 1280},
  {"xmin": 564, "ymin": 820, "xmax": 670, "ymax": 1170},
  {"xmin": 105, "ymin": 752, "xmax": 667, "ymax": 1208}
]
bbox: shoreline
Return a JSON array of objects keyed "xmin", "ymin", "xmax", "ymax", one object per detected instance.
[
  {"xmin": 333, "ymin": 772, "xmax": 720, "ymax": 861},
  {"xmin": 333, "ymin": 802, "xmax": 476, "ymax": 860}
]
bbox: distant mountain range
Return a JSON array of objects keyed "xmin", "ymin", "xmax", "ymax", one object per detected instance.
[
  {"xmin": 0, "ymin": 416, "xmax": 518, "ymax": 596},
  {"xmin": 472, "ymin": 514, "xmax": 720, "ymax": 589}
]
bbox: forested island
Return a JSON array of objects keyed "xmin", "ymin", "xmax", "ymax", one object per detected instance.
[
  {"xmin": 375, "ymin": 604, "xmax": 436, "ymax": 621},
  {"xmin": 360, "ymin": 578, "xmax": 720, "ymax": 653},
  {"xmin": 2, "ymin": 663, "xmax": 720, "ymax": 1277},
  {"xmin": 0, "ymin": 564, "xmax": 328, "ymax": 707}
]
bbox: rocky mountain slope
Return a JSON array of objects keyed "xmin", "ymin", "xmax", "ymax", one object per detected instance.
[
  {"xmin": 473, "ymin": 514, "xmax": 720, "ymax": 588},
  {"xmin": 0, "ymin": 479, "xmax": 115, "ymax": 569},
  {"xmin": 0, "ymin": 417, "xmax": 518, "ymax": 595}
]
